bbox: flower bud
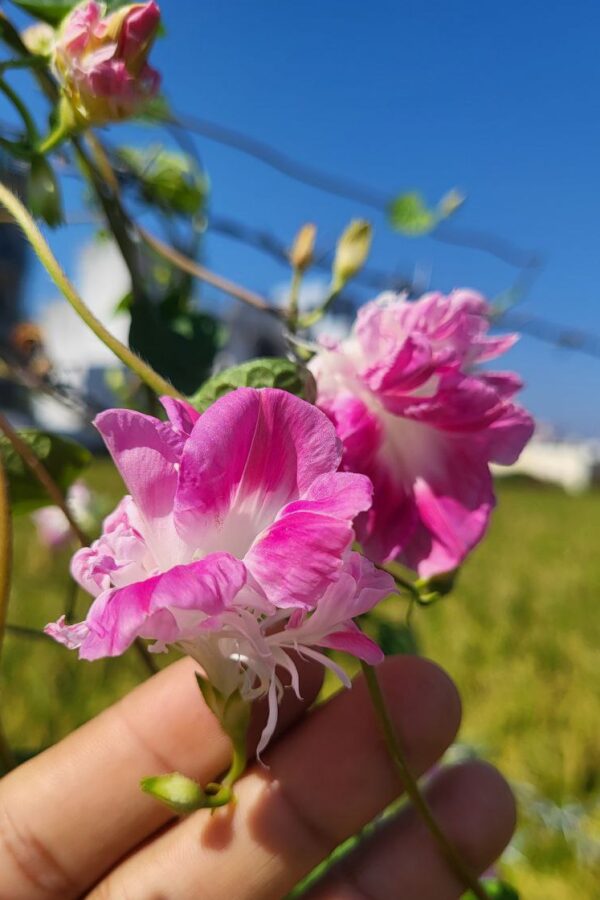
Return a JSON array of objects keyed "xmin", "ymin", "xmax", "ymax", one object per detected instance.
[
  {"xmin": 53, "ymin": 1, "xmax": 161, "ymax": 126},
  {"xmin": 332, "ymin": 219, "xmax": 372, "ymax": 291},
  {"xmin": 21, "ymin": 22, "xmax": 55, "ymax": 57},
  {"xmin": 289, "ymin": 223, "xmax": 316, "ymax": 272},
  {"xmin": 141, "ymin": 772, "xmax": 207, "ymax": 814}
]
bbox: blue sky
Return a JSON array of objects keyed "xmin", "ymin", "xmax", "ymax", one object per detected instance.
[{"xmin": 4, "ymin": 0, "xmax": 600, "ymax": 434}]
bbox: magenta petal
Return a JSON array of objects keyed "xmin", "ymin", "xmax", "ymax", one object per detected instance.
[
  {"xmin": 174, "ymin": 388, "xmax": 342, "ymax": 547},
  {"xmin": 245, "ymin": 510, "xmax": 354, "ymax": 608},
  {"xmin": 484, "ymin": 405, "xmax": 535, "ymax": 465},
  {"xmin": 159, "ymin": 396, "xmax": 200, "ymax": 436},
  {"xmin": 281, "ymin": 471, "xmax": 373, "ymax": 520},
  {"xmin": 95, "ymin": 409, "xmax": 180, "ymax": 517},
  {"xmin": 409, "ymin": 457, "xmax": 494, "ymax": 576},
  {"xmin": 321, "ymin": 628, "xmax": 384, "ymax": 664},
  {"xmin": 74, "ymin": 553, "xmax": 246, "ymax": 660},
  {"xmin": 94, "ymin": 409, "xmax": 185, "ymax": 564}
]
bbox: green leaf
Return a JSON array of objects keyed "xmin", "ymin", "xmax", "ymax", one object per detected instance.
[
  {"xmin": 0, "ymin": 430, "xmax": 91, "ymax": 514},
  {"xmin": 387, "ymin": 192, "xmax": 438, "ymax": 236},
  {"xmin": 116, "ymin": 145, "xmax": 208, "ymax": 217},
  {"xmin": 129, "ymin": 305, "xmax": 220, "ymax": 396},
  {"xmin": 10, "ymin": 0, "xmax": 130, "ymax": 22},
  {"xmin": 9, "ymin": 0, "xmax": 77, "ymax": 25},
  {"xmin": 387, "ymin": 188, "xmax": 465, "ymax": 237},
  {"xmin": 375, "ymin": 620, "xmax": 419, "ymax": 656},
  {"xmin": 463, "ymin": 880, "xmax": 520, "ymax": 899},
  {"xmin": 188, "ymin": 358, "xmax": 314, "ymax": 412},
  {"xmin": 27, "ymin": 155, "xmax": 63, "ymax": 228}
]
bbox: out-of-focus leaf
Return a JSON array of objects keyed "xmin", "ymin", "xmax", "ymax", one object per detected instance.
[
  {"xmin": 27, "ymin": 155, "xmax": 63, "ymax": 227},
  {"xmin": 129, "ymin": 303, "xmax": 220, "ymax": 396},
  {"xmin": 374, "ymin": 620, "xmax": 419, "ymax": 656},
  {"xmin": 0, "ymin": 430, "xmax": 91, "ymax": 514},
  {"xmin": 387, "ymin": 188, "xmax": 465, "ymax": 236},
  {"xmin": 116, "ymin": 145, "xmax": 208, "ymax": 217},
  {"xmin": 188, "ymin": 357, "xmax": 314, "ymax": 412},
  {"xmin": 463, "ymin": 880, "xmax": 520, "ymax": 899},
  {"xmin": 10, "ymin": 0, "xmax": 129, "ymax": 22},
  {"xmin": 9, "ymin": 0, "xmax": 76, "ymax": 25},
  {"xmin": 387, "ymin": 192, "xmax": 437, "ymax": 236}
]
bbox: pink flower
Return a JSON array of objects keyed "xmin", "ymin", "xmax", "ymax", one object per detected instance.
[
  {"xmin": 46, "ymin": 389, "xmax": 393, "ymax": 752},
  {"xmin": 308, "ymin": 290, "xmax": 534, "ymax": 577},
  {"xmin": 54, "ymin": 1, "xmax": 161, "ymax": 125},
  {"xmin": 33, "ymin": 481, "xmax": 94, "ymax": 550}
]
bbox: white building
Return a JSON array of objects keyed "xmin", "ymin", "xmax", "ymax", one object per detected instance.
[{"xmin": 493, "ymin": 438, "xmax": 600, "ymax": 493}]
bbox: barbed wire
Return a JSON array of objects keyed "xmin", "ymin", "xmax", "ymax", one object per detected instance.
[{"xmin": 171, "ymin": 111, "xmax": 541, "ymax": 272}]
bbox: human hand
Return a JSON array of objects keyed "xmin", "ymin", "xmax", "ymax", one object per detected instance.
[{"xmin": 0, "ymin": 656, "xmax": 515, "ymax": 899}]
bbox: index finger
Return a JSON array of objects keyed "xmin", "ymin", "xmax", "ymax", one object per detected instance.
[{"xmin": 0, "ymin": 655, "xmax": 322, "ymax": 900}]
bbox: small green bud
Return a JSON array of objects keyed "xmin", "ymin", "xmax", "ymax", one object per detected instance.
[
  {"xmin": 332, "ymin": 219, "xmax": 372, "ymax": 290},
  {"xmin": 26, "ymin": 156, "xmax": 63, "ymax": 227},
  {"xmin": 415, "ymin": 568, "xmax": 458, "ymax": 602},
  {"xmin": 141, "ymin": 772, "xmax": 207, "ymax": 813}
]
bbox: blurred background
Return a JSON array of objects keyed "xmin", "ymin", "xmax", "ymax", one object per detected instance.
[{"xmin": 1, "ymin": 1, "xmax": 599, "ymax": 896}]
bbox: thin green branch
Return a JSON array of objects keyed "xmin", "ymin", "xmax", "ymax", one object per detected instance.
[
  {"xmin": 139, "ymin": 226, "xmax": 282, "ymax": 318},
  {"xmin": 0, "ymin": 75, "xmax": 38, "ymax": 143},
  {"xmin": 0, "ymin": 181, "xmax": 183, "ymax": 399},
  {"xmin": 0, "ymin": 457, "xmax": 15, "ymax": 774},
  {"xmin": 361, "ymin": 662, "xmax": 488, "ymax": 900},
  {"xmin": 0, "ymin": 411, "xmax": 90, "ymax": 546}
]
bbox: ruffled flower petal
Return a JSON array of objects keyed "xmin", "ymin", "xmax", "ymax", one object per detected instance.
[{"xmin": 310, "ymin": 289, "xmax": 534, "ymax": 575}]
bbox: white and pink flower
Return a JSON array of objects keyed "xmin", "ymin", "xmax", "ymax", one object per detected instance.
[
  {"xmin": 308, "ymin": 289, "xmax": 534, "ymax": 577},
  {"xmin": 54, "ymin": 1, "xmax": 161, "ymax": 125},
  {"xmin": 46, "ymin": 388, "xmax": 393, "ymax": 752}
]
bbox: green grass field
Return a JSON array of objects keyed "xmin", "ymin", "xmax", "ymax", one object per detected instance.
[{"xmin": 1, "ymin": 464, "xmax": 599, "ymax": 898}]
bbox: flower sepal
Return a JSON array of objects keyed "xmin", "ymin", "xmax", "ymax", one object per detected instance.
[{"xmin": 195, "ymin": 674, "xmax": 251, "ymax": 787}]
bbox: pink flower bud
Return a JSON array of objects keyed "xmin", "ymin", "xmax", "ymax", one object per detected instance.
[{"xmin": 54, "ymin": 1, "xmax": 161, "ymax": 126}]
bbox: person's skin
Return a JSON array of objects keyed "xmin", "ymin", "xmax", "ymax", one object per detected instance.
[{"xmin": 0, "ymin": 655, "xmax": 516, "ymax": 899}]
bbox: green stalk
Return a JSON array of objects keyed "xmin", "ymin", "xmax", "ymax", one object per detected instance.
[
  {"xmin": 287, "ymin": 267, "xmax": 303, "ymax": 333},
  {"xmin": 298, "ymin": 283, "xmax": 340, "ymax": 329},
  {"xmin": 0, "ymin": 181, "xmax": 183, "ymax": 400},
  {"xmin": 0, "ymin": 458, "xmax": 15, "ymax": 774},
  {"xmin": 361, "ymin": 662, "xmax": 488, "ymax": 900},
  {"xmin": 0, "ymin": 75, "xmax": 38, "ymax": 143}
]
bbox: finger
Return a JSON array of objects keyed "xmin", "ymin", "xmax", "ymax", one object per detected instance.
[
  {"xmin": 91, "ymin": 656, "xmax": 462, "ymax": 900},
  {"xmin": 0, "ymin": 655, "xmax": 323, "ymax": 900},
  {"xmin": 307, "ymin": 761, "xmax": 517, "ymax": 900}
]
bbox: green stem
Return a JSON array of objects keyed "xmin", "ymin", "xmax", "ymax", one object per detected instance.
[
  {"xmin": 221, "ymin": 738, "xmax": 247, "ymax": 790},
  {"xmin": 0, "ymin": 181, "xmax": 183, "ymax": 400},
  {"xmin": 361, "ymin": 662, "xmax": 488, "ymax": 900},
  {"xmin": 298, "ymin": 284, "xmax": 340, "ymax": 329},
  {"xmin": 0, "ymin": 75, "xmax": 39, "ymax": 143},
  {"xmin": 287, "ymin": 267, "xmax": 303, "ymax": 333},
  {"xmin": 140, "ymin": 226, "xmax": 281, "ymax": 318},
  {"xmin": 38, "ymin": 118, "xmax": 72, "ymax": 155},
  {"xmin": 0, "ymin": 458, "xmax": 15, "ymax": 775}
]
